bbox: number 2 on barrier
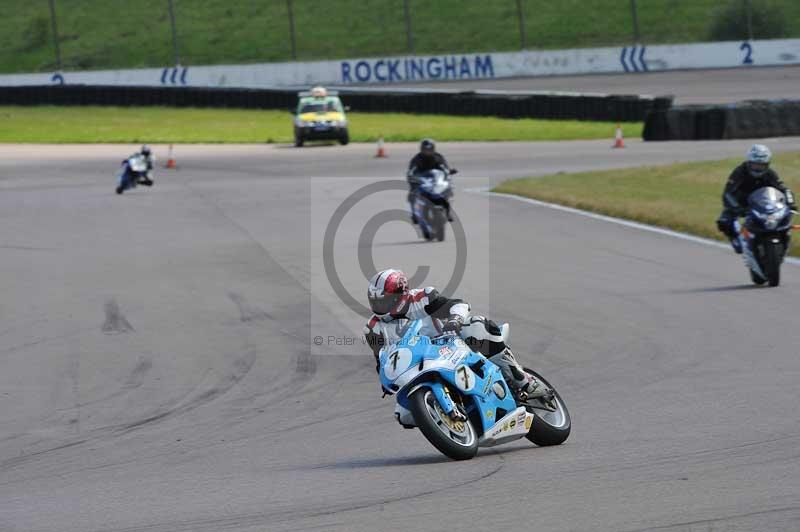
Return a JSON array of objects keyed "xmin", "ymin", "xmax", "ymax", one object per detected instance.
[{"xmin": 740, "ymin": 42, "xmax": 753, "ymax": 65}]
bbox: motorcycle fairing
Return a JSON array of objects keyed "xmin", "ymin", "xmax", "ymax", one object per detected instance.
[
  {"xmin": 379, "ymin": 319, "xmax": 519, "ymax": 436},
  {"xmin": 478, "ymin": 407, "xmax": 535, "ymax": 447}
]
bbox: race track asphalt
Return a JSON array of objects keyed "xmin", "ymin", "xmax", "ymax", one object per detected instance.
[
  {"xmin": 372, "ymin": 65, "xmax": 800, "ymax": 104},
  {"xmin": 2, "ymin": 139, "xmax": 800, "ymax": 532}
]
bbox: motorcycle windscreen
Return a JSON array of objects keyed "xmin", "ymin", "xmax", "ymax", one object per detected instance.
[
  {"xmin": 420, "ymin": 170, "xmax": 449, "ymax": 196},
  {"xmin": 748, "ymin": 187, "xmax": 787, "ymax": 213},
  {"xmin": 129, "ymin": 156, "xmax": 148, "ymax": 173}
]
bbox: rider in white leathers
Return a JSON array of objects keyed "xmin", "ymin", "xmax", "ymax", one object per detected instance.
[{"xmin": 364, "ymin": 269, "xmax": 548, "ymax": 402}]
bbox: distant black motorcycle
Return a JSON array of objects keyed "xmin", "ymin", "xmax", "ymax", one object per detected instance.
[
  {"xmin": 734, "ymin": 186, "xmax": 797, "ymax": 286},
  {"xmin": 116, "ymin": 155, "xmax": 153, "ymax": 195}
]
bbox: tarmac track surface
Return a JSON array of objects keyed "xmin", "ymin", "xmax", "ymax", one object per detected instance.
[
  {"xmin": 373, "ymin": 65, "xmax": 800, "ymax": 104},
  {"xmin": 1, "ymin": 139, "xmax": 800, "ymax": 532}
]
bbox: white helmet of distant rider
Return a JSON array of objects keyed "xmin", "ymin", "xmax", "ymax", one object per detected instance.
[{"xmin": 746, "ymin": 144, "xmax": 771, "ymax": 178}]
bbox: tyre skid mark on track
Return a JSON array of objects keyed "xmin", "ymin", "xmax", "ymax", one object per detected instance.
[
  {"xmin": 117, "ymin": 343, "xmax": 258, "ymax": 434},
  {"xmin": 272, "ymin": 403, "xmax": 387, "ymax": 438},
  {"xmin": 83, "ymin": 452, "xmax": 506, "ymax": 532},
  {"xmin": 176, "ymin": 174, "xmax": 322, "ymax": 384},
  {"xmin": 102, "ymin": 298, "xmax": 135, "ymax": 334},
  {"xmin": 0, "ymin": 346, "xmax": 259, "ymax": 481},
  {"xmin": 75, "ymin": 356, "xmax": 154, "ymax": 410},
  {"xmin": 0, "ymin": 325, "xmax": 96, "ymax": 356},
  {"xmin": 0, "ymin": 244, "xmax": 58, "ymax": 251},
  {"xmin": 227, "ymin": 292, "xmax": 274, "ymax": 323},
  {"xmin": 620, "ymin": 505, "xmax": 800, "ymax": 532},
  {"xmin": 0, "ymin": 439, "xmax": 88, "ymax": 472},
  {"xmin": 561, "ymin": 432, "xmax": 800, "ymax": 477}
]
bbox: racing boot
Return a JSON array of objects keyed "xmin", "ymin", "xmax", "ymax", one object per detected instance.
[
  {"xmin": 490, "ymin": 348, "xmax": 550, "ymax": 403},
  {"xmin": 730, "ymin": 237, "xmax": 743, "ymax": 254},
  {"xmin": 409, "ymin": 202, "xmax": 418, "ymax": 224}
]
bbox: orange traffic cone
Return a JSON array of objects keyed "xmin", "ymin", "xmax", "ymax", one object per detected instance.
[
  {"xmin": 612, "ymin": 124, "xmax": 625, "ymax": 149},
  {"xmin": 374, "ymin": 136, "xmax": 388, "ymax": 158},
  {"xmin": 165, "ymin": 144, "xmax": 177, "ymax": 168}
]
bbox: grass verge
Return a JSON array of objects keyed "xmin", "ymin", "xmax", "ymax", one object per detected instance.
[
  {"xmin": 495, "ymin": 152, "xmax": 800, "ymax": 256},
  {"xmin": 4, "ymin": 0, "xmax": 800, "ymax": 73},
  {"xmin": 0, "ymin": 106, "xmax": 641, "ymax": 144}
]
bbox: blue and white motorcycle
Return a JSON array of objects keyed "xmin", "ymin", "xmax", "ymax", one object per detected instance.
[
  {"xmin": 379, "ymin": 319, "xmax": 570, "ymax": 460},
  {"xmin": 411, "ymin": 168, "xmax": 455, "ymax": 242},
  {"xmin": 734, "ymin": 186, "xmax": 797, "ymax": 287},
  {"xmin": 116, "ymin": 154, "xmax": 153, "ymax": 195}
]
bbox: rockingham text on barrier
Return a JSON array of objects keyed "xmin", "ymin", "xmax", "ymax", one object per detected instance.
[{"xmin": 340, "ymin": 55, "xmax": 494, "ymax": 83}]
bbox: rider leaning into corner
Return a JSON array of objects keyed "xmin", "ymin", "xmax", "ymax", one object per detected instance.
[
  {"xmin": 406, "ymin": 138, "xmax": 454, "ymax": 223},
  {"xmin": 364, "ymin": 269, "xmax": 549, "ymax": 402},
  {"xmin": 716, "ymin": 144, "xmax": 796, "ymax": 253},
  {"xmin": 123, "ymin": 144, "xmax": 156, "ymax": 186}
]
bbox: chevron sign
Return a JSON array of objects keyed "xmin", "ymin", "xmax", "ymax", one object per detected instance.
[
  {"xmin": 160, "ymin": 66, "xmax": 188, "ymax": 85},
  {"xmin": 620, "ymin": 45, "xmax": 648, "ymax": 73}
]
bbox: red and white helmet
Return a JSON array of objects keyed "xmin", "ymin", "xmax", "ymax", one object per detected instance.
[{"xmin": 367, "ymin": 269, "xmax": 408, "ymax": 315}]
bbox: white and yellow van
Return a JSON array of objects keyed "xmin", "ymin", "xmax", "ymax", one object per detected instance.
[{"xmin": 293, "ymin": 88, "xmax": 349, "ymax": 147}]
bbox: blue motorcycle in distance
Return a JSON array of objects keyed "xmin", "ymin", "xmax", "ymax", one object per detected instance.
[
  {"xmin": 379, "ymin": 319, "xmax": 570, "ymax": 460},
  {"xmin": 411, "ymin": 168, "xmax": 455, "ymax": 242},
  {"xmin": 116, "ymin": 154, "xmax": 153, "ymax": 195},
  {"xmin": 734, "ymin": 186, "xmax": 798, "ymax": 287}
]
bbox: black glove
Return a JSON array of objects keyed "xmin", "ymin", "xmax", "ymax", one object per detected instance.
[
  {"xmin": 441, "ymin": 316, "xmax": 463, "ymax": 334},
  {"xmin": 785, "ymin": 190, "xmax": 796, "ymax": 210},
  {"xmin": 716, "ymin": 219, "xmax": 730, "ymax": 234}
]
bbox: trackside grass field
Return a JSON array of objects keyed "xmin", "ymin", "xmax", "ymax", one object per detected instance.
[
  {"xmin": 6, "ymin": 0, "xmax": 800, "ymax": 73},
  {"xmin": 496, "ymin": 152, "xmax": 800, "ymax": 256},
  {"xmin": 0, "ymin": 106, "xmax": 641, "ymax": 143}
]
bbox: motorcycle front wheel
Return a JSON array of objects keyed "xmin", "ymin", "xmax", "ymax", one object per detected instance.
[
  {"xmin": 522, "ymin": 368, "xmax": 571, "ymax": 446},
  {"xmin": 408, "ymin": 387, "xmax": 477, "ymax": 460},
  {"xmin": 433, "ymin": 207, "xmax": 446, "ymax": 241},
  {"xmin": 763, "ymin": 240, "xmax": 783, "ymax": 287}
]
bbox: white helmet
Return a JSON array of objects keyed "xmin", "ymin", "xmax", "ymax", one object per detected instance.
[
  {"xmin": 746, "ymin": 144, "xmax": 772, "ymax": 177},
  {"xmin": 310, "ymin": 86, "xmax": 327, "ymax": 98}
]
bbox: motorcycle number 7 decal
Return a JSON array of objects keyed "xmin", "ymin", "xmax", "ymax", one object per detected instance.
[{"xmin": 384, "ymin": 348, "xmax": 413, "ymax": 380}]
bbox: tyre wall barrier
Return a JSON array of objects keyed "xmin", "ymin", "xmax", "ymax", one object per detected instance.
[
  {"xmin": 0, "ymin": 85, "xmax": 671, "ymax": 122},
  {"xmin": 644, "ymin": 100, "xmax": 800, "ymax": 140}
]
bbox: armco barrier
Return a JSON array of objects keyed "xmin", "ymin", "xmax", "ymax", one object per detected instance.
[
  {"xmin": 0, "ymin": 85, "xmax": 671, "ymax": 122},
  {"xmin": 644, "ymin": 100, "xmax": 800, "ymax": 140}
]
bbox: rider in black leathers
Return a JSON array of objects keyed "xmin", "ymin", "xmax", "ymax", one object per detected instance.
[
  {"xmin": 406, "ymin": 139, "xmax": 453, "ymax": 223},
  {"xmin": 716, "ymin": 144, "xmax": 796, "ymax": 253}
]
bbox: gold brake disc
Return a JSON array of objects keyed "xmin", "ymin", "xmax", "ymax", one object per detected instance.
[{"xmin": 434, "ymin": 402, "xmax": 465, "ymax": 433}]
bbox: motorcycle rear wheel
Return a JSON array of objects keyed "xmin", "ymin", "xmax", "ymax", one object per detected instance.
[
  {"xmin": 408, "ymin": 387, "xmax": 477, "ymax": 460},
  {"xmin": 522, "ymin": 368, "xmax": 571, "ymax": 446}
]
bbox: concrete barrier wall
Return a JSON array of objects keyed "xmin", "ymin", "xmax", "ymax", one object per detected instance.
[{"xmin": 1, "ymin": 39, "xmax": 799, "ymax": 89}]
